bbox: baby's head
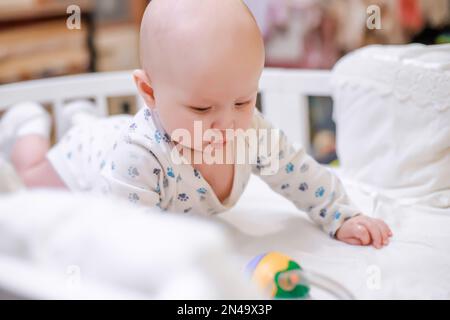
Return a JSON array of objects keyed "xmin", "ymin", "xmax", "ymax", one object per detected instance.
[{"xmin": 133, "ymin": 0, "xmax": 265, "ymax": 150}]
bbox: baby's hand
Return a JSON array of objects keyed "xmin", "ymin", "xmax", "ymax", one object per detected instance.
[{"xmin": 335, "ymin": 215, "xmax": 393, "ymax": 249}]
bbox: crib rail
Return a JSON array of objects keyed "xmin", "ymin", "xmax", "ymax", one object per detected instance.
[{"xmin": 0, "ymin": 69, "xmax": 333, "ymax": 148}]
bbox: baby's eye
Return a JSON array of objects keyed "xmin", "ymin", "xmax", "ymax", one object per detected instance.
[
  {"xmin": 235, "ymin": 101, "xmax": 251, "ymax": 108},
  {"xmin": 189, "ymin": 106, "xmax": 212, "ymax": 113}
]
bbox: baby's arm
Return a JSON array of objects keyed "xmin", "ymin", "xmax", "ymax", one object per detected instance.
[
  {"xmin": 251, "ymin": 112, "xmax": 392, "ymax": 248},
  {"xmin": 100, "ymin": 135, "xmax": 163, "ymax": 208}
]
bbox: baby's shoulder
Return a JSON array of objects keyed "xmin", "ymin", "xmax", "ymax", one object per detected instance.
[
  {"xmin": 250, "ymin": 109, "xmax": 277, "ymax": 131},
  {"xmin": 109, "ymin": 109, "xmax": 173, "ymax": 169}
]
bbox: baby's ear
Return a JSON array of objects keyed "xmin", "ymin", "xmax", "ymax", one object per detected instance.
[{"xmin": 133, "ymin": 69, "xmax": 156, "ymax": 109}]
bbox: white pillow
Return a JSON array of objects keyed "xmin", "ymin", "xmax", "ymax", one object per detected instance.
[{"xmin": 332, "ymin": 44, "xmax": 450, "ymax": 207}]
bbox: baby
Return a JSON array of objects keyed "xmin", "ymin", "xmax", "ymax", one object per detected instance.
[{"xmin": 0, "ymin": 0, "xmax": 392, "ymax": 248}]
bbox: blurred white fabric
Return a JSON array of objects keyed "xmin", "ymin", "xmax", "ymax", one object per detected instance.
[
  {"xmin": 332, "ymin": 44, "xmax": 450, "ymax": 206},
  {"xmin": 0, "ymin": 191, "xmax": 261, "ymax": 299}
]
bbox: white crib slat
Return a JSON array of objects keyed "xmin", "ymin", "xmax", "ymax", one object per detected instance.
[
  {"xmin": 259, "ymin": 69, "xmax": 332, "ymax": 153},
  {"xmin": 136, "ymin": 95, "xmax": 146, "ymax": 110},
  {"xmin": 260, "ymin": 69, "xmax": 332, "ymax": 96},
  {"xmin": 53, "ymin": 99, "xmax": 65, "ymax": 141},
  {"xmin": 0, "ymin": 71, "xmax": 137, "ymax": 110},
  {"xmin": 296, "ymin": 95, "xmax": 310, "ymax": 151},
  {"xmin": 96, "ymin": 96, "xmax": 109, "ymax": 117},
  {"xmin": 262, "ymin": 92, "xmax": 310, "ymax": 151}
]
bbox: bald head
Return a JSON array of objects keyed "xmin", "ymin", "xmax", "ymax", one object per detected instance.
[{"xmin": 139, "ymin": 0, "xmax": 265, "ymax": 83}]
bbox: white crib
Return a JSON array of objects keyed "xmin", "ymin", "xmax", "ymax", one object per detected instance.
[{"xmin": 0, "ymin": 68, "xmax": 332, "ymax": 151}]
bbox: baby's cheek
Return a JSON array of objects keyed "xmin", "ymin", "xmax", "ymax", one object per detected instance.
[
  {"xmin": 163, "ymin": 109, "xmax": 193, "ymax": 132},
  {"xmin": 237, "ymin": 108, "xmax": 255, "ymax": 130}
]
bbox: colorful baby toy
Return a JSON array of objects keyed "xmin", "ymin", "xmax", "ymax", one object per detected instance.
[{"xmin": 246, "ymin": 252, "xmax": 311, "ymax": 299}]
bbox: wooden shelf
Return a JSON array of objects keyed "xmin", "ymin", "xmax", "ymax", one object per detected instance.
[{"xmin": 0, "ymin": 0, "xmax": 93, "ymax": 23}]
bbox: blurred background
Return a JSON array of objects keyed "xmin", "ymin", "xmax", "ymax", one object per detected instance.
[{"xmin": 0, "ymin": 0, "xmax": 449, "ymax": 163}]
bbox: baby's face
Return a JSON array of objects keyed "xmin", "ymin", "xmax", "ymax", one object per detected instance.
[
  {"xmin": 152, "ymin": 48, "xmax": 263, "ymax": 151},
  {"xmin": 135, "ymin": 0, "xmax": 265, "ymax": 151}
]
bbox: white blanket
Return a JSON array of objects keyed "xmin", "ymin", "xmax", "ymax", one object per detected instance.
[
  {"xmin": 0, "ymin": 191, "xmax": 260, "ymax": 299},
  {"xmin": 221, "ymin": 174, "xmax": 450, "ymax": 299}
]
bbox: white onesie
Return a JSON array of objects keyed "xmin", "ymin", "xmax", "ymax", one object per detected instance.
[{"xmin": 47, "ymin": 107, "xmax": 360, "ymax": 237}]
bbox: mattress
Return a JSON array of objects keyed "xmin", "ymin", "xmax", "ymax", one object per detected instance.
[{"xmin": 221, "ymin": 174, "xmax": 450, "ymax": 299}]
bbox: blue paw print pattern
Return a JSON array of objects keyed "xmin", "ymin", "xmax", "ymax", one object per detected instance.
[
  {"xmin": 163, "ymin": 133, "xmax": 171, "ymax": 143},
  {"xmin": 300, "ymin": 164, "xmax": 309, "ymax": 173},
  {"xmin": 197, "ymin": 187, "xmax": 207, "ymax": 195},
  {"xmin": 128, "ymin": 166, "xmax": 140, "ymax": 178},
  {"xmin": 299, "ymin": 182, "xmax": 309, "ymax": 192},
  {"xmin": 320, "ymin": 208, "xmax": 327, "ymax": 218},
  {"xmin": 154, "ymin": 130, "xmax": 162, "ymax": 143},
  {"xmin": 129, "ymin": 123, "xmax": 138, "ymax": 131},
  {"xmin": 155, "ymin": 184, "xmax": 161, "ymax": 194},
  {"xmin": 178, "ymin": 193, "xmax": 189, "ymax": 202},
  {"xmin": 167, "ymin": 167, "xmax": 175, "ymax": 178},
  {"xmin": 144, "ymin": 108, "xmax": 151, "ymax": 121},
  {"xmin": 315, "ymin": 186, "xmax": 325, "ymax": 198},
  {"xmin": 281, "ymin": 184, "xmax": 290, "ymax": 190},
  {"xmin": 256, "ymin": 156, "xmax": 264, "ymax": 170},
  {"xmin": 193, "ymin": 169, "xmax": 201, "ymax": 179},
  {"xmin": 128, "ymin": 193, "xmax": 140, "ymax": 203},
  {"xmin": 334, "ymin": 211, "xmax": 341, "ymax": 220},
  {"xmin": 285, "ymin": 162, "xmax": 294, "ymax": 174}
]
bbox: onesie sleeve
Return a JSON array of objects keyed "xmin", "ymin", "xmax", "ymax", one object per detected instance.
[
  {"xmin": 99, "ymin": 132, "xmax": 163, "ymax": 208},
  {"xmin": 251, "ymin": 111, "xmax": 361, "ymax": 237}
]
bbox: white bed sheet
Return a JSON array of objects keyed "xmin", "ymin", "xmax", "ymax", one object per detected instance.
[
  {"xmin": 219, "ymin": 174, "xmax": 450, "ymax": 299},
  {"xmin": 0, "ymin": 174, "xmax": 449, "ymax": 299}
]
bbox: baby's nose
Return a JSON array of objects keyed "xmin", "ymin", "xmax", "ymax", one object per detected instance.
[
  {"xmin": 211, "ymin": 118, "xmax": 234, "ymax": 132},
  {"xmin": 210, "ymin": 123, "xmax": 234, "ymax": 143}
]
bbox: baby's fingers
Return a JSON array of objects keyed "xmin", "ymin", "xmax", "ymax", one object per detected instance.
[
  {"xmin": 361, "ymin": 221, "xmax": 383, "ymax": 249},
  {"xmin": 378, "ymin": 219, "xmax": 393, "ymax": 237},
  {"xmin": 355, "ymin": 224, "xmax": 371, "ymax": 246},
  {"xmin": 344, "ymin": 237, "xmax": 363, "ymax": 246},
  {"xmin": 376, "ymin": 220, "xmax": 391, "ymax": 245}
]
